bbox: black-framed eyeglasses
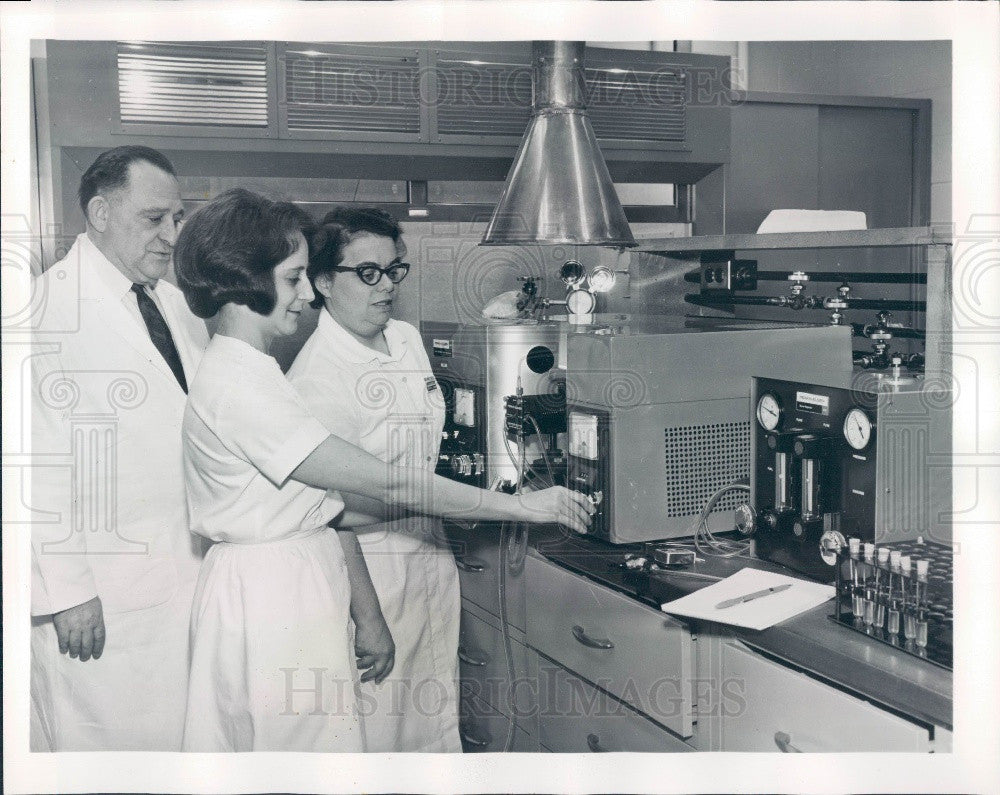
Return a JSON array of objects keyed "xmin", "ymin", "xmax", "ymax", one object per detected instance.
[{"xmin": 329, "ymin": 261, "xmax": 411, "ymax": 286}]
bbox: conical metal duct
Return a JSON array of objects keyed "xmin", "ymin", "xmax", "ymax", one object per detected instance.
[{"xmin": 481, "ymin": 41, "xmax": 636, "ymax": 247}]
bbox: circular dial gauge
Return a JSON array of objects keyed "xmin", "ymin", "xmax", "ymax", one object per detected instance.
[
  {"xmin": 756, "ymin": 393, "xmax": 782, "ymax": 431},
  {"xmin": 566, "ymin": 288, "xmax": 596, "ymax": 315},
  {"xmin": 843, "ymin": 407, "xmax": 873, "ymax": 450}
]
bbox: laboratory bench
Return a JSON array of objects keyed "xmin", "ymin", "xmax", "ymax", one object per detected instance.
[{"xmin": 446, "ymin": 522, "xmax": 953, "ymax": 753}]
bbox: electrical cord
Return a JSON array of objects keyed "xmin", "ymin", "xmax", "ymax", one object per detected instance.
[
  {"xmin": 526, "ymin": 414, "xmax": 557, "ymax": 487},
  {"xmin": 496, "ymin": 426, "xmax": 527, "ymax": 753},
  {"xmin": 502, "ymin": 428, "xmax": 555, "ymax": 489},
  {"xmin": 689, "ymin": 481, "xmax": 754, "ymax": 558}
]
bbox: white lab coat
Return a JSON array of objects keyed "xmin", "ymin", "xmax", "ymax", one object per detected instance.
[
  {"xmin": 29, "ymin": 233, "xmax": 209, "ymax": 751},
  {"xmin": 288, "ymin": 311, "xmax": 461, "ymax": 753},
  {"xmin": 181, "ymin": 334, "xmax": 363, "ymax": 752}
]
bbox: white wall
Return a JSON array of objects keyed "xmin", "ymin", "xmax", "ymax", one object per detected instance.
[{"xmin": 742, "ymin": 41, "xmax": 951, "ymax": 224}]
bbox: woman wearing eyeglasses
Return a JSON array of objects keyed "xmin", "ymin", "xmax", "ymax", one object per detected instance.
[{"xmin": 287, "ymin": 208, "xmax": 461, "ymax": 752}]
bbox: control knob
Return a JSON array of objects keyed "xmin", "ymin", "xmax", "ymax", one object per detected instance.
[{"xmin": 819, "ymin": 529, "xmax": 847, "ymax": 566}]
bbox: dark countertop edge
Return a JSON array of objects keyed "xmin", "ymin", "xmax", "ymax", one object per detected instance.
[{"xmin": 527, "ymin": 542, "xmax": 953, "ymax": 731}]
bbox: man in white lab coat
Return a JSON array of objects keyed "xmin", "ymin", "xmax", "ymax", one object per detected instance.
[{"xmin": 29, "ymin": 146, "xmax": 209, "ymax": 750}]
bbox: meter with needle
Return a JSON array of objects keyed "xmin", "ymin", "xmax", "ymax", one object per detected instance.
[
  {"xmin": 756, "ymin": 393, "xmax": 783, "ymax": 431},
  {"xmin": 843, "ymin": 407, "xmax": 873, "ymax": 450}
]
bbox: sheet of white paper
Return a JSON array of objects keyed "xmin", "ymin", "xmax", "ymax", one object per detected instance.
[{"xmin": 660, "ymin": 567, "xmax": 836, "ymax": 630}]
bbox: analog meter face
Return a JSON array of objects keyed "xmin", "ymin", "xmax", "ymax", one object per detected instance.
[
  {"xmin": 843, "ymin": 407, "xmax": 873, "ymax": 450},
  {"xmin": 756, "ymin": 393, "xmax": 782, "ymax": 431},
  {"xmin": 566, "ymin": 288, "xmax": 596, "ymax": 315}
]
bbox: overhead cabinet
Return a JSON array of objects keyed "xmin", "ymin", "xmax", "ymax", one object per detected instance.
[{"xmin": 43, "ymin": 40, "xmax": 731, "ymax": 178}]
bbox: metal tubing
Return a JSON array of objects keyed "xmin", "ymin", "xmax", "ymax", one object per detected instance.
[
  {"xmin": 685, "ymin": 270, "xmax": 926, "ymax": 285},
  {"xmin": 685, "ymin": 293, "xmax": 926, "ymax": 313}
]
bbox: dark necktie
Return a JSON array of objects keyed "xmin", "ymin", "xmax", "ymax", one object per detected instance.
[{"xmin": 131, "ymin": 283, "xmax": 188, "ymax": 393}]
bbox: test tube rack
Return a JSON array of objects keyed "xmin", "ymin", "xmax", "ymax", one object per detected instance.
[{"xmin": 830, "ymin": 539, "xmax": 953, "ymax": 670}]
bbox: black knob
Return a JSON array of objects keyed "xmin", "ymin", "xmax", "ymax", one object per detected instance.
[
  {"xmin": 759, "ymin": 510, "xmax": 795, "ymax": 534},
  {"xmin": 793, "ymin": 433, "xmax": 831, "ymax": 458},
  {"xmin": 766, "ymin": 431, "xmax": 798, "ymax": 453},
  {"xmin": 792, "ymin": 517, "xmax": 823, "ymax": 539}
]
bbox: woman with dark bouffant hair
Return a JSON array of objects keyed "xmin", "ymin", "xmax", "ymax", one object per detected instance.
[{"xmin": 173, "ymin": 190, "xmax": 593, "ymax": 752}]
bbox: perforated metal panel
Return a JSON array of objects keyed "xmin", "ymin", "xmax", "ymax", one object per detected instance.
[
  {"xmin": 117, "ymin": 41, "xmax": 268, "ymax": 127},
  {"xmin": 283, "ymin": 47, "xmax": 421, "ymax": 135},
  {"xmin": 587, "ymin": 66, "xmax": 686, "ymax": 142},
  {"xmin": 663, "ymin": 421, "xmax": 749, "ymax": 518}
]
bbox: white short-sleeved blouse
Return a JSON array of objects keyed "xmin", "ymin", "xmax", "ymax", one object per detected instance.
[{"xmin": 182, "ymin": 334, "xmax": 344, "ymax": 544}]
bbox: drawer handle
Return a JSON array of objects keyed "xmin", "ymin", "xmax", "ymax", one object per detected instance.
[
  {"xmin": 572, "ymin": 625, "xmax": 615, "ymax": 650},
  {"xmin": 456, "ymin": 556, "xmax": 487, "ymax": 573},
  {"xmin": 460, "ymin": 724, "xmax": 492, "ymax": 748},
  {"xmin": 458, "ymin": 645, "xmax": 488, "ymax": 667},
  {"xmin": 774, "ymin": 731, "xmax": 802, "ymax": 753},
  {"xmin": 586, "ymin": 733, "xmax": 607, "ymax": 752}
]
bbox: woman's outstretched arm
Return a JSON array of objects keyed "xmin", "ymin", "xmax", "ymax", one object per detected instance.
[{"xmin": 291, "ymin": 435, "xmax": 593, "ymax": 534}]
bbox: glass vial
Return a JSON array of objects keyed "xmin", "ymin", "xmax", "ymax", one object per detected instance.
[
  {"xmin": 863, "ymin": 543, "xmax": 877, "ymax": 628},
  {"xmin": 915, "ymin": 559, "xmax": 930, "ymax": 649},
  {"xmin": 887, "ymin": 549, "xmax": 902, "ymax": 635}
]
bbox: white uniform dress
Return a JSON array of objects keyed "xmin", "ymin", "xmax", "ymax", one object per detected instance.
[
  {"xmin": 181, "ymin": 333, "xmax": 363, "ymax": 752},
  {"xmin": 288, "ymin": 311, "xmax": 461, "ymax": 753}
]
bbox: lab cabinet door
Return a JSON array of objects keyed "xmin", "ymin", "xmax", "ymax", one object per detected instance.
[
  {"xmin": 537, "ymin": 661, "xmax": 694, "ymax": 753},
  {"xmin": 459, "ymin": 694, "xmax": 537, "ymax": 753},
  {"xmin": 718, "ymin": 640, "xmax": 931, "ymax": 752},
  {"xmin": 459, "ymin": 606, "xmax": 535, "ymax": 721},
  {"xmin": 525, "ymin": 554, "xmax": 694, "ymax": 738},
  {"xmin": 445, "ymin": 521, "xmax": 527, "ymax": 631}
]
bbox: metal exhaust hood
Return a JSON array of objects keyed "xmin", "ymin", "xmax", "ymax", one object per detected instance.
[{"xmin": 481, "ymin": 41, "xmax": 636, "ymax": 248}]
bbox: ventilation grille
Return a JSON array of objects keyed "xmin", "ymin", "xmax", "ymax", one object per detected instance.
[
  {"xmin": 436, "ymin": 58, "xmax": 532, "ymax": 137},
  {"xmin": 663, "ymin": 421, "xmax": 749, "ymax": 518},
  {"xmin": 586, "ymin": 66, "xmax": 686, "ymax": 142},
  {"xmin": 117, "ymin": 41, "xmax": 268, "ymax": 127},
  {"xmin": 283, "ymin": 48, "xmax": 420, "ymax": 134}
]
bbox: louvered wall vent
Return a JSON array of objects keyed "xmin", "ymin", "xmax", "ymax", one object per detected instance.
[
  {"xmin": 587, "ymin": 66, "xmax": 686, "ymax": 142},
  {"xmin": 433, "ymin": 57, "xmax": 687, "ymax": 142},
  {"xmin": 117, "ymin": 41, "xmax": 268, "ymax": 128},
  {"xmin": 435, "ymin": 58, "xmax": 532, "ymax": 137},
  {"xmin": 283, "ymin": 47, "xmax": 421, "ymax": 135}
]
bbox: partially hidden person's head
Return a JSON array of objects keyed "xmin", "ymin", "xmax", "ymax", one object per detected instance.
[
  {"xmin": 307, "ymin": 207, "xmax": 409, "ymax": 341},
  {"xmin": 174, "ymin": 188, "xmax": 314, "ymax": 337},
  {"xmin": 78, "ymin": 145, "xmax": 183, "ymax": 286}
]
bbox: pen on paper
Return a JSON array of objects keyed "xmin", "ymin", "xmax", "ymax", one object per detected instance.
[{"xmin": 715, "ymin": 583, "xmax": 793, "ymax": 610}]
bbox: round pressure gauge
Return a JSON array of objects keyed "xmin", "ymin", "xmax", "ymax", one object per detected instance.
[
  {"xmin": 843, "ymin": 407, "xmax": 873, "ymax": 450},
  {"xmin": 566, "ymin": 288, "xmax": 597, "ymax": 315},
  {"xmin": 756, "ymin": 393, "xmax": 782, "ymax": 431}
]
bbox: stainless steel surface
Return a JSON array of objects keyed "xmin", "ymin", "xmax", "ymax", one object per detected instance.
[
  {"xmin": 423, "ymin": 321, "xmax": 564, "ymax": 485},
  {"xmin": 481, "ymin": 42, "xmax": 635, "ymax": 247}
]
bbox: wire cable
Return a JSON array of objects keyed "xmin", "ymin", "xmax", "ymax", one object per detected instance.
[
  {"xmin": 526, "ymin": 414, "xmax": 557, "ymax": 487},
  {"xmin": 688, "ymin": 481, "xmax": 754, "ymax": 558}
]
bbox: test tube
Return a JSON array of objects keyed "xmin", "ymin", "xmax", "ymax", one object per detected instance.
[
  {"xmin": 863, "ymin": 543, "xmax": 877, "ymax": 628},
  {"xmin": 915, "ymin": 559, "xmax": 930, "ymax": 649},
  {"xmin": 875, "ymin": 547, "xmax": 890, "ymax": 629},
  {"xmin": 887, "ymin": 549, "xmax": 902, "ymax": 635},
  {"xmin": 848, "ymin": 537, "xmax": 863, "ymax": 620},
  {"xmin": 901, "ymin": 555, "xmax": 917, "ymax": 642}
]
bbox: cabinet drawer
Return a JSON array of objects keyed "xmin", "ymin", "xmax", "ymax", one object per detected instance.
[
  {"xmin": 459, "ymin": 695, "xmax": 537, "ymax": 753},
  {"xmin": 538, "ymin": 663, "xmax": 693, "ymax": 753},
  {"xmin": 445, "ymin": 522, "xmax": 526, "ymax": 629},
  {"xmin": 719, "ymin": 641, "xmax": 931, "ymax": 752},
  {"xmin": 459, "ymin": 608, "xmax": 534, "ymax": 719},
  {"xmin": 525, "ymin": 554, "xmax": 693, "ymax": 738}
]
